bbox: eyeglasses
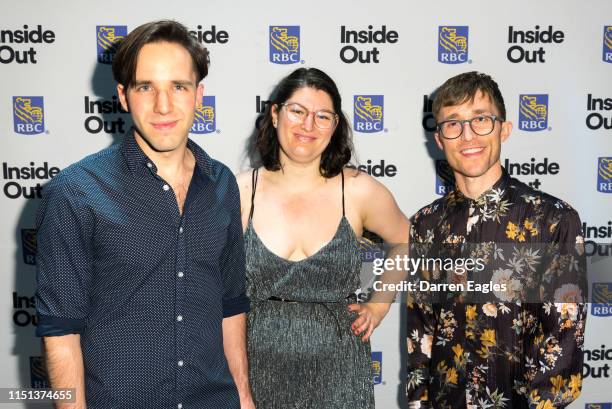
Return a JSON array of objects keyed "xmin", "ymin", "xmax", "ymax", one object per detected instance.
[
  {"xmin": 436, "ymin": 115, "xmax": 502, "ymax": 140},
  {"xmin": 280, "ymin": 102, "xmax": 338, "ymax": 130}
]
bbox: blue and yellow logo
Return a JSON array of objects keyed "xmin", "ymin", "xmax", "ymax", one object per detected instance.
[
  {"xmin": 518, "ymin": 94, "xmax": 548, "ymax": 131},
  {"xmin": 592, "ymin": 283, "xmax": 612, "ymax": 316},
  {"xmin": 586, "ymin": 403, "xmax": 612, "ymax": 409},
  {"xmin": 371, "ymin": 351, "xmax": 382, "ymax": 385},
  {"xmin": 191, "ymin": 96, "xmax": 216, "ymax": 134},
  {"xmin": 269, "ymin": 26, "xmax": 300, "ymax": 64},
  {"xmin": 604, "ymin": 26, "xmax": 612, "ymax": 63},
  {"xmin": 96, "ymin": 25, "xmax": 127, "ymax": 64},
  {"xmin": 597, "ymin": 157, "xmax": 612, "ymax": 193},
  {"xmin": 30, "ymin": 356, "xmax": 49, "ymax": 388},
  {"xmin": 21, "ymin": 229, "xmax": 37, "ymax": 266},
  {"xmin": 13, "ymin": 96, "xmax": 44, "ymax": 135},
  {"xmin": 354, "ymin": 95, "xmax": 383, "ymax": 133},
  {"xmin": 435, "ymin": 159, "xmax": 454, "ymax": 196},
  {"xmin": 438, "ymin": 26, "xmax": 469, "ymax": 64}
]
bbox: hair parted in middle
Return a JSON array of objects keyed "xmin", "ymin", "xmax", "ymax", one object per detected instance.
[{"xmin": 256, "ymin": 67, "xmax": 354, "ymax": 178}]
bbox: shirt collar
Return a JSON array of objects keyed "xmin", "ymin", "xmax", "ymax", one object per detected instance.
[
  {"xmin": 447, "ymin": 167, "xmax": 511, "ymax": 209},
  {"xmin": 121, "ymin": 130, "xmax": 215, "ymax": 180}
]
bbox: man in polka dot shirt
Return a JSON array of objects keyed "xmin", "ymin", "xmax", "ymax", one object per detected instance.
[{"xmin": 35, "ymin": 20, "xmax": 254, "ymax": 409}]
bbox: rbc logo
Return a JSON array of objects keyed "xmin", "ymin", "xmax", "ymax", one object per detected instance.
[
  {"xmin": 269, "ymin": 26, "xmax": 300, "ymax": 64},
  {"xmin": 604, "ymin": 26, "xmax": 612, "ymax": 63},
  {"xmin": 191, "ymin": 96, "xmax": 216, "ymax": 134},
  {"xmin": 29, "ymin": 356, "xmax": 49, "ymax": 388},
  {"xmin": 354, "ymin": 95, "xmax": 383, "ymax": 133},
  {"xmin": 371, "ymin": 351, "xmax": 382, "ymax": 385},
  {"xmin": 13, "ymin": 96, "xmax": 44, "ymax": 135},
  {"xmin": 598, "ymin": 157, "xmax": 612, "ymax": 193},
  {"xmin": 21, "ymin": 229, "xmax": 37, "ymax": 266},
  {"xmin": 518, "ymin": 94, "xmax": 548, "ymax": 131},
  {"xmin": 592, "ymin": 283, "xmax": 612, "ymax": 316},
  {"xmin": 96, "ymin": 25, "xmax": 127, "ymax": 64},
  {"xmin": 435, "ymin": 159, "xmax": 454, "ymax": 196},
  {"xmin": 438, "ymin": 26, "xmax": 469, "ymax": 64},
  {"xmin": 586, "ymin": 404, "xmax": 612, "ymax": 409}
]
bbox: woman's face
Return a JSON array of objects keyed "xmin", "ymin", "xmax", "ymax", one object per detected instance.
[{"xmin": 271, "ymin": 87, "xmax": 337, "ymax": 167}]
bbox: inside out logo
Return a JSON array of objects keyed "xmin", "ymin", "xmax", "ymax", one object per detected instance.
[
  {"xmin": 191, "ymin": 96, "xmax": 216, "ymax": 134},
  {"xmin": 269, "ymin": 26, "xmax": 300, "ymax": 64},
  {"xmin": 518, "ymin": 94, "xmax": 548, "ymax": 131},
  {"xmin": 96, "ymin": 25, "xmax": 127, "ymax": 64},
  {"xmin": 353, "ymin": 95, "xmax": 384, "ymax": 133},
  {"xmin": 0, "ymin": 25, "xmax": 55, "ymax": 64},
  {"xmin": 13, "ymin": 96, "xmax": 44, "ymax": 135},
  {"xmin": 507, "ymin": 25, "xmax": 564, "ymax": 63},
  {"xmin": 438, "ymin": 26, "xmax": 468, "ymax": 64}
]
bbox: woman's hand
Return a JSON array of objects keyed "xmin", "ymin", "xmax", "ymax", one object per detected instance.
[{"xmin": 348, "ymin": 302, "xmax": 391, "ymax": 342}]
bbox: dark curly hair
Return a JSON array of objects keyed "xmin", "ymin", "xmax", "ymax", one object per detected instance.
[{"xmin": 256, "ymin": 68, "xmax": 354, "ymax": 178}]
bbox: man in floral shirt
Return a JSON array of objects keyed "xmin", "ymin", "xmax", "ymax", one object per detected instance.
[{"xmin": 406, "ymin": 72, "xmax": 587, "ymax": 409}]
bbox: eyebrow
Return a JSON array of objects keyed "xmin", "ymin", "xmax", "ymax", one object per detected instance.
[
  {"xmin": 285, "ymin": 101, "xmax": 335, "ymax": 113},
  {"xmin": 443, "ymin": 109, "xmax": 493, "ymax": 120},
  {"xmin": 131, "ymin": 80, "xmax": 196, "ymax": 88}
]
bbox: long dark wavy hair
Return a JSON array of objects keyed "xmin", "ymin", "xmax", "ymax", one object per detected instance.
[{"xmin": 256, "ymin": 68, "xmax": 354, "ymax": 178}]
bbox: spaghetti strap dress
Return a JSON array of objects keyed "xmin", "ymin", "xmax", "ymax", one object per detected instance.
[{"xmin": 245, "ymin": 168, "xmax": 375, "ymax": 409}]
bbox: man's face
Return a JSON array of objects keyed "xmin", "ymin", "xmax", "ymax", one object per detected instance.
[
  {"xmin": 117, "ymin": 41, "xmax": 203, "ymax": 153},
  {"xmin": 434, "ymin": 90, "xmax": 512, "ymax": 182}
]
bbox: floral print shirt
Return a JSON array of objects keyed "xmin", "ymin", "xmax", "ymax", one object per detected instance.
[{"xmin": 406, "ymin": 168, "xmax": 587, "ymax": 409}]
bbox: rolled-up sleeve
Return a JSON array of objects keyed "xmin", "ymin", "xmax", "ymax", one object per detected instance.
[
  {"xmin": 219, "ymin": 173, "xmax": 250, "ymax": 318},
  {"xmin": 35, "ymin": 173, "xmax": 94, "ymax": 336}
]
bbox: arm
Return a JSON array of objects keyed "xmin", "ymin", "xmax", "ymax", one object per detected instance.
[
  {"xmin": 35, "ymin": 174, "xmax": 93, "ymax": 408},
  {"xmin": 220, "ymin": 170, "xmax": 253, "ymax": 407},
  {"xmin": 44, "ymin": 335, "xmax": 86, "ymax": 409},
  {"xmin": 526, "ymin": 207, "xmax": 587, "ymax": 409},
  {"xmin": 348, "ymin": 172, "xmax": 411, "ymax": 341},
  {"xmin": 222, "ymin": 313, "xmax": 254, "ymax": 408}
]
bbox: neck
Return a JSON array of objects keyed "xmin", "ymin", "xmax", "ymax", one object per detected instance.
[
  {"xmin": 454, "ymin": 162, "xmax": 503, "ymax": 199},
  {"xmin": 272, "ymin": 154, "xmax": 325, "ymax": 190},
  {"xmin": 134, "ymin": 132, "xmax": 192, "ymax": 179}
]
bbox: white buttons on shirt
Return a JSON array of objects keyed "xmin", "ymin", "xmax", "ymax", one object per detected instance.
[
  {"xmin": 177, "ymin": 404, "xmax": 183, "ymax": 409},
  {"xmin": 177, "ymin": 315, "xmax": 183, "ymax": 322},
  {"xmin": 163, "ymin": 184, "xmax": 170, "ymax": 191},
  {"xmin": 177, "ymin": 271, "xmax": 184, "ymax": 278},
  {"xmin": 147, "ymin": 162, "xmax": 153, "ymax": 168},
  {"xmin": 178, "ymin": 360, "xmax": 184, "ymax": 367},
  {"xmin": 179, "ymin": 227, "xmax": 184, "ymax": 234}
]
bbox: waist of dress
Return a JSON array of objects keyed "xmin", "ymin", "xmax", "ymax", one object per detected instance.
[{"xmin": 266, "ymin": 294, "xmax": 357, "ymax": 304}]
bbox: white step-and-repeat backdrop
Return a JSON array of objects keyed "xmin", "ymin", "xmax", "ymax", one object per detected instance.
[{"xmin": 1, "ymin": 1, "xmax": 611, "ymax": 407}]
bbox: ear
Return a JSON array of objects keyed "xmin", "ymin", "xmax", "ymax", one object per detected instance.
[
  {"xmin": 434, "ymin": 131, "xmax": 445, "ymax": 151},
  {"xmin": 500, "ymin": 120, "xmax": 512, "ymax": 143},
  {"xmin": 196, "ymin": 83, "xmax": 204, "ymax": 106},
  {"xmin": 271, "ymin": 104, "xmax": 279, "ymax": 127},
  {"xmin": 117, "ymin": 84, "xmax": 129, "ymax": 112}
]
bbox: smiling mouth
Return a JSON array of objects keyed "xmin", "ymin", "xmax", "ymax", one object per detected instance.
[
  {"xmin": 152, "ymin": 121, "xmax": 178, "ymax": 130},
  {"xmin": 295, "ymin": 133, "xmax": 316, "ymax": 143},
  {"xmin": 461, "ymin": 147, "xmax": 485, "ymax": 156}
]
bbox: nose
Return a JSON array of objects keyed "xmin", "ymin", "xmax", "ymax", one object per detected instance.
[
  {"xmin": 460, "ymin": 121, "xmax": 475, "ymax": 141},
  {"xmin": 301, "ymin": 112, "xmax": 315, "ymax": 131},
  {"xmin": 154, "ymin": 90, "xmax": 171, "ymax": 115}
]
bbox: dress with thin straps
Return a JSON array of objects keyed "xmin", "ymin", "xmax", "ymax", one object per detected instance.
[{"xmin": 245, "ymin": 168, "xmax": 374, "ymax": 409}]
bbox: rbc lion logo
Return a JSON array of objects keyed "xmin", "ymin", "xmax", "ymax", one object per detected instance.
[
  {"xmin": 269, "ymin": 26, "xmax": 300, "ymax": 64},
  {"xmin": 604, "ymin": 26, "xmax": 612, "ymax": 63},
  {"xmin": 13, "ymin": 96, "xmax": 44, "ymax": 135},
  {"xmin": 96, "ymin": 25, "xmax": 127, "ymax": 64},
  {"xmin": 597, "ymin": 158, "xmax": 612, "ymax": 193},
  {"xmin": 30, "ymin": 356, "xmax": 49, "ymax": 388},
  {"xmin": 438, "ymin": 26, "xmax": 469, "ymax": 64},
  {"xmin": 371, "ymin": 351, "xmax": 382, "ymax": 385},
  {"xmin": 518, "ymin": 94, "xmax": 548, "ymax": 131},
  {"xmin": 435, "ymin": 159, "xmax": 455, "ymax": 196},
  {"xmin": 191, "ymin": 96, "xmax": 216, "ymax": 134},
  {"xmin": 353, "ymin": 95, "xmax": 383, "ymax": 133},
  {"xmin": 21, "ymin": 229, "xmax": 37, "ymax": 266}
]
